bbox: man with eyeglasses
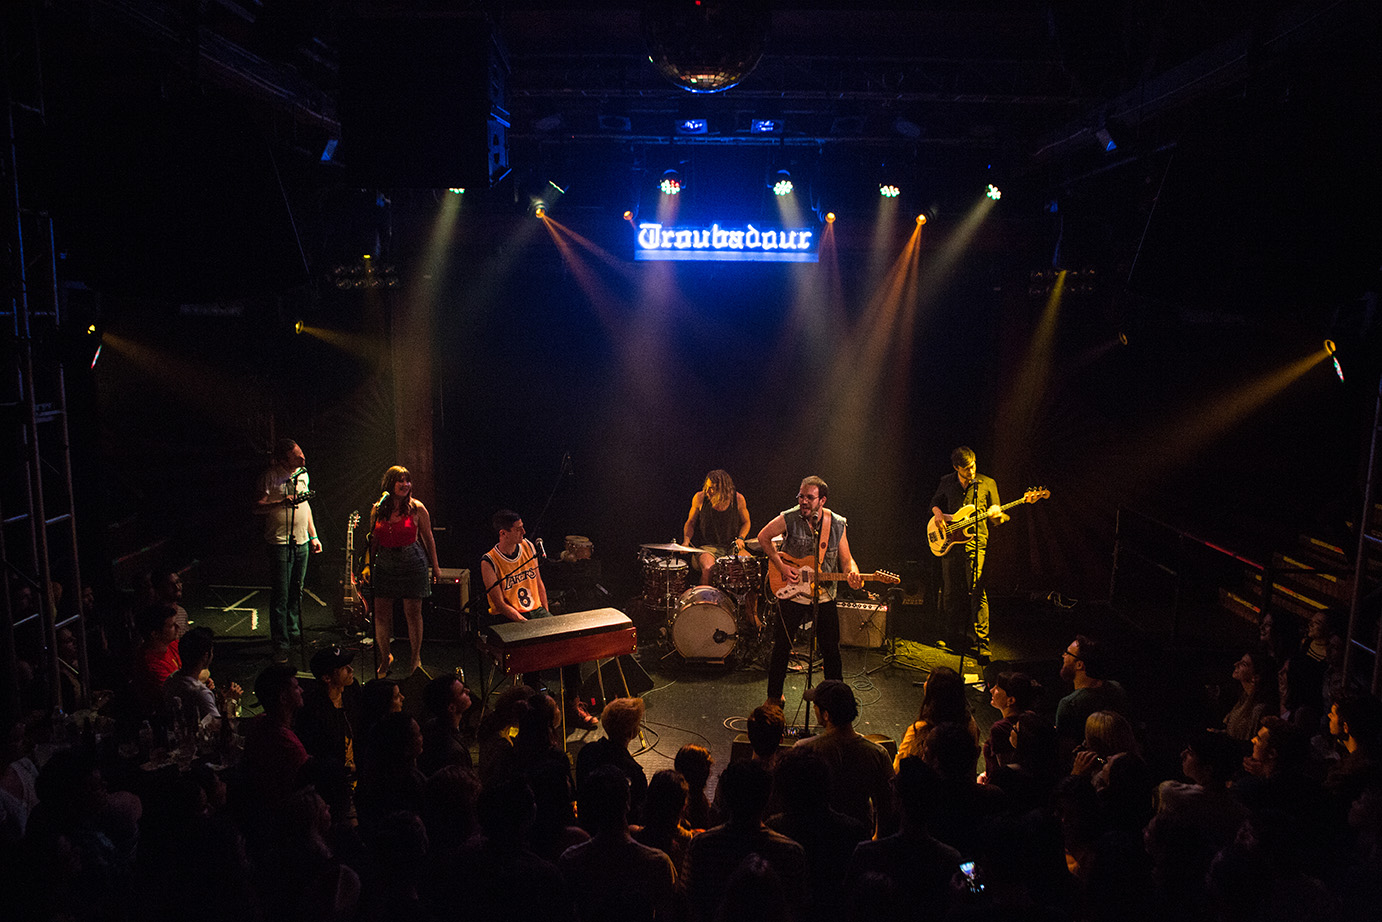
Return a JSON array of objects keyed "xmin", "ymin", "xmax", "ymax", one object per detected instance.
[
  {"xmin": 757, "ymin": 475, "xmax": 863, "ymax": 708},
  {"xmin": 1055, "ymin": 634, "xmax": 1127, "ymax": 755},
  {"xmin": 930, "ymin": 446, "xmax": 1006, "ymax": 664}
]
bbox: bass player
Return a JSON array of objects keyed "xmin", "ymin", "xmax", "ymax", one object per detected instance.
[
  {"xmin": 756, "ymin": 475, "xmax": 862, "ymax": 709},
  {"xmin": 930, "ymin": 446, "xmax": 1007, "ymax": 664}
]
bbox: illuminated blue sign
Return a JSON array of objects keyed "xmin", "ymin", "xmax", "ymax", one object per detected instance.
[{"xmin": 635, "ymin": 222, "xmax": 818, "ymax": 263}]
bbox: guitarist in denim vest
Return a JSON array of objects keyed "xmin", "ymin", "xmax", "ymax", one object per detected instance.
[
  {"xmin": 757, "ymin": 475, "xmax": 862, "ymax": 708},
  {"xmin": 930, "ymin": 446, "xmax": 1007, "ymax": 664}
]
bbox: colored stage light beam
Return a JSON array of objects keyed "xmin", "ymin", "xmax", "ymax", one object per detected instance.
[
  {"xmin": 820, "ymin": 218, "xmax": 924, "ymax": 490},
  {"xmin": 996, "ymin": 270, "xmax": 1067, "ymax": 447},
  {"xmin": 541, "ymin": 217, "xmax": 635, "ymax": 335},
  {"xmin": 296, "ymin": 324, "xmax": 377, "ymax": 361},
  {"xmin": 1134, "ymin": 345, "xmax": 1331, "ymax": 478},
  {"xmin": 97, "ymin": 331, "xmax": 267, "ymax": 412}
]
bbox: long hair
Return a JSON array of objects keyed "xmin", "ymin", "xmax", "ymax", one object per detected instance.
[
  {"xmin": 375, "ymin": 465, "xmax": 415, "ymax": 523},
  {"xmin": 917, "ymin": 666, "xmax": 971, "ymax": 725},
  {"xmin": 704, "ymin": 470, "xmax": 735, "ymax": 505}
]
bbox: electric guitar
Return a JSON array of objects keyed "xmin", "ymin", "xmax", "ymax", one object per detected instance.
[
  {"xmin": 768, "ymin": 552, "xmax": 900, "ymax": 602},
  {"xmin": 927, "ymin": 487, "xmax": 1050, "ymax": 557},
  {"xmin": 342, "ymin": 511, "xmax": 370, "ymax": 629}
]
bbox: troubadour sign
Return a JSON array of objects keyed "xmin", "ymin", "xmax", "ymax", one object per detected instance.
[{"xmin": 635, "ymin": 222, "xmax": 818, "ymax": 262}]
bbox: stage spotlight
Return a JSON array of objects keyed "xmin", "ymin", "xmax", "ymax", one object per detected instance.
[
  {"xmin": 751, "ymin": 118, "xmax": 781, "ymax": 134},
  {"xmin": 879, "ymin": 183, "xmax": 901, "ymax": 198},
  {"xmin": 916, "ymin": 214, "xmax": 927, "ymax": 225},
  {"xmin": 1324, "ymin": 339, "xmax": 1345, "ymax": 382},
  {"xmin": 1119, "ymin": 332, "xmax": 1129, "ymax": 346},
  {"xmin": 448, "ymin": 187, "xmax": 465, "ymax": 195},
  {"xmin": 294, "ymin": 319, "xmax": 305, "ymax": 335},
  {"xmin": 660, "ymin": 169, "xmax": 682, "ymax": 195},
  {"xmin": 772, "ymin": 170, "xmax": 793, "ymax": 196},
  {"xmin": 534, "ymin": 202, "xmax": 547, "ymax": 218},
  {"xmin": 1095, "ymin": 127, "xmax": 1117, "ymax": 152},
  {"xmin": 624, "ymin": 210, "xmax": 634, "ymax": 221},
  {"xmin": 986, "ymin": 184, "xmax": 1002, "ymax": 200},
  {"xmin": 825, "ymin": 212, "xmax": 835, "ymax": 223},
  {"xmin": 676, "ymin": 118, "xmax": 708, "ymax": 135}
]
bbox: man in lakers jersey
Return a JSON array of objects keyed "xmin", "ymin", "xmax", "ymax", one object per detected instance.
[{"xmin": 481, "ymin": 509, "xmax": 598, "ymax": 730}]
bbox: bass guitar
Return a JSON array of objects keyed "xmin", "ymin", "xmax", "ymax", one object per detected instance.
[
  {"xmin": 768, "ymin": 552, "xmax": 900, "ymax": 602},
  {"xmin": 927, "ymin": 487, "xmax": 1050, "ymax": 557}
]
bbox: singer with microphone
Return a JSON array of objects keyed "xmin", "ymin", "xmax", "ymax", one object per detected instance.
[
  {"xmin": 369, "ymin": 466, "xmax": 441, "ymax": 678},
  {"xmin": 481, "ymin": 510, "xmax": 599, "ymax": 730},
  {"xmin": 756, "ymin": 475, "xmax": 862, "ymax": 709},
  {"xmin": 254, "ymin": 439, "xmax": 322, "ymax": 663}
]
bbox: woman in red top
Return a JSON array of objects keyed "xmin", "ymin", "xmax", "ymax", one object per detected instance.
[{"xmin": 369, "ymin": 466, "xmax": 440, "ymax": 677}]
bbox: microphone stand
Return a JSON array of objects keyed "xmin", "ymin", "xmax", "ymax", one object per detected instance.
[
  {"xmin": 959, "ymin": 479, "xmax": 983, "ymax": 685},
  {"xmin": 802, "ymin": 511, "xmax": 823, "ymax": 736}
]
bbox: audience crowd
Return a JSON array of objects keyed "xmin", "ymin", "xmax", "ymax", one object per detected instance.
[{"xmin": 4, "ymin": 586, "xmax": 1382, "ymax": 922}]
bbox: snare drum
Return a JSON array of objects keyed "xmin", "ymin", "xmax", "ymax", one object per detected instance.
[
  {"xmin": 712, "ymin": 555, "xmax": 762, "ymax": 594},
  {"xmin": 670, "ymin": 586, "xmax": 738, "ymax": 661},
  {"xmin": 642, "ymin": 557, "xmax": 689, "ymax": 607}
]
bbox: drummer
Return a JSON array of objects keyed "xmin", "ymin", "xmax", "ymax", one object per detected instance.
[{"xmin": 682, "ymin": 469, "xmax": 752, "ymax": 586}]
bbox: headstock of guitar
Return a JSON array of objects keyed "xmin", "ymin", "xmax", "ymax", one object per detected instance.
[{"xmin": 1022, "ymin": 487, "xmax": 1050, "ymax": 503}]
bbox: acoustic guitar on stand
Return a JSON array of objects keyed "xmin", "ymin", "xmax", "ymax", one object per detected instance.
[
  {"xmin": 927, "ymin": 487, "xmax": 1050, "ymax": 557},
  {"xmin": 768, "ymin": 553, "xmax": 900, "ymax": 602}
]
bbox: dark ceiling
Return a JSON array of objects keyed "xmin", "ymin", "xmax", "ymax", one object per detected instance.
[{"xmin": 9, "ymin": 0, "xmax": 1381, "ymax": 304}]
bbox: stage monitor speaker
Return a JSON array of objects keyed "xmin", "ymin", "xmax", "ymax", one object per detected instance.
[
  {"xmin": 838, "ymin": 599, "xmax": 887, "ymax": 648},
  {"xmin": 576, "ymin": 654, "xmax": 654, "ymax": 711},
  {"xmin": 339, "ymin": 15, "xmax": 510, "ymax": 189},
  {"xmin": 888, "ymin": 595, "xmax": 933, "ymax": 644},
  {"xmin": 424, "ymin": 568, "xmax": 471, "ymax": 639}
]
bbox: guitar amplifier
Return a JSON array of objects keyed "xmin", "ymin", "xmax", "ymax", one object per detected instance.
[
  {"xmin": 425, "ymin": 567, "xmax": 471, "ymax": 639},
  {"xmin": 838, "ymin": 599, "xmax": 887, "ymax": 648}
]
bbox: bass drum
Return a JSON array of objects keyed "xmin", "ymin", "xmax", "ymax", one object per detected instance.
[{"xmin": 670, "ymin": 586, "xmax": 738, "ymax": 662}]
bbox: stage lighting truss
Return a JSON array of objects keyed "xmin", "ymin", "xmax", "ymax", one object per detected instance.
[
  {"xmin": 330, "ymin": 260, "xmax": 400, "ymax": 290},
  {"xmin": 1028, "ymin": 267, "xmax": 1096, "ymax": 299}
]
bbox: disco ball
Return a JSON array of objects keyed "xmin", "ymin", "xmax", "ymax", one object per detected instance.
[{"xmin": 641, "ymin": 0, "xmax": 772, "ymax": 94}]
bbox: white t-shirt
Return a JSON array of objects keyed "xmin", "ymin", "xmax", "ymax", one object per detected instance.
[{"xmin": 260, "ymin": 466, "xmax": 313, "ymax": 545}]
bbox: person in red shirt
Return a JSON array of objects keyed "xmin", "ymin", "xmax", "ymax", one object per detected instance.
[
  {"xmin": 131, "ymin": 603, "xmax": 181, "ymax": 718},
  {"xmin": 369, "ymin": 465, "xmax": 441, "ymax": 678}
]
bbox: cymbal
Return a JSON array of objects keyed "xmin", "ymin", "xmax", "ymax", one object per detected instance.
[{"xmin": 640, "ymin": 542, "xmax": 705, "ymax": 554}]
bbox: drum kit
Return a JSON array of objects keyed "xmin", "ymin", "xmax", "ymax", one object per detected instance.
[{"xmin": 638, "ymin": 540, "xmax": 775, "ymax": 666}]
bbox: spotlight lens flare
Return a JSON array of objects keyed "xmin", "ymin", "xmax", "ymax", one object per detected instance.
[
  {"xmin": 916, "ymin": 214, "xmax": 927, "ymax": 225},
  {"xmin": 535, "ymin": 203, "xmax": 547, "ymax": 218},
  {"xmin": 660, "ymin": 177, "xmax": 681, "ymax": 196},
  {"xmin": 825, "ymin": 212, "xmax": 835, "ymax": 223},
  {"xmin": 448, "ymin": 188, "xmax": 465, "ymax": 195},
  {"xmin": 879, "ymin": 184, "xmax": 900, "ymax": 198},
  {"xmin": 986, "ymin": 184, "xmax": 1002, "ymax": 200},
  {"xmin": 773, "ymin": 179, "xmax": 794, "ymax": 196},
  {"xmin": 624, "ymin": 210, "xmax": 634, "ymax": 221}
]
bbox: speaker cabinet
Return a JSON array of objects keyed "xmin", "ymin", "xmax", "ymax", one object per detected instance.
[{"xmin": 340, "ymin": 15, "xmax": 510, "ymax": 189}]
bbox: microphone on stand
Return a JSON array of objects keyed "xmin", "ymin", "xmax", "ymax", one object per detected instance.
[
  {"xmin": 712, "ymin": 628, "xmax": 737, "ymax": 645},
  {"xmin": 535, "ymin": 538, "xmax": 548, "ymax": 561}
]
